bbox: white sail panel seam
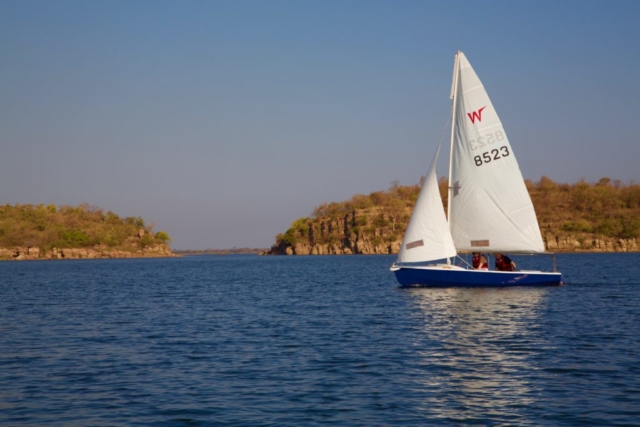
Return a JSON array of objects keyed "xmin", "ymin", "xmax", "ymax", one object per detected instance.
[{"xmin": 462, "ymin": 85, "xmax": 483, "ymax": 94}]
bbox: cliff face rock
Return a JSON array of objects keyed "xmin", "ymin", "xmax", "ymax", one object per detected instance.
[
  {"xmin": 544, "ymin": 234, "xmax": 638, "ymax": 252},
  {"xmin": 265, "ymin": 209, "xmax": 406, "ymax": 255},
  {"xmin": 0, "ymin": 244, "xmax": 177, "ymax": 261},
  {"xmin": 265, "ymin": 208, "xmax": 640, "ymax": 255}
]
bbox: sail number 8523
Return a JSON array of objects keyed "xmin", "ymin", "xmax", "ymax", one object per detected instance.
[{"xmin": 474, "ymin": 146, "xmax": 510, "ymax": 166}]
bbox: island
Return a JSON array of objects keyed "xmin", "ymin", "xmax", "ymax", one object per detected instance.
[
  {"xmin": 265, "ymin": 177, "xmax": 640, "ymax": 255},
  {"xmin": 0, "ymin": 203, "xmax": 176, "ymax": 260}
]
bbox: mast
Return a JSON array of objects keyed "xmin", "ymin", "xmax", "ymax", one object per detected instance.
[
  {"xmin": 447, "ymin": 51, "xmax": 460, "ymax": 227},
  {"xmin": 445, "ymin": 51, "xmax": 461, "ymax": 265}
]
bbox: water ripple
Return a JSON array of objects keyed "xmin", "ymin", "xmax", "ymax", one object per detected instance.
[{"xmin": 0, "ymin": 254, "xmax": 639, "ymax": 425}]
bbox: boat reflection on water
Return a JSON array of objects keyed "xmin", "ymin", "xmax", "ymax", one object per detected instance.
[{"xmin": 404, "ymin": 287, "xmax": 550, "ymax": 423}]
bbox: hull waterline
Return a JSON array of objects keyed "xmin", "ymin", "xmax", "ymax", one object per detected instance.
[{"xmin": 392, "ymin": 265, "xmax": 562, "ymax": 287}]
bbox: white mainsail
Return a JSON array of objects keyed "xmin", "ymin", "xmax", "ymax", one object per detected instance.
[
  {"xmin": 448, "ymin": 52, "xmax": 545, "ymax": 253},
  {"xmin": 397, "ymin": 145, "xmax": 457, "ymax": 263}
]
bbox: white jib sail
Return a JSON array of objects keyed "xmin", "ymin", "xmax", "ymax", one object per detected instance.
[
  {"xmin": 448, "ymin": 52, "xmax": 545, "ymax": 253},
  {"xmin": 397, "ymin": 144, "xmax": 457, "ymax": 263}
]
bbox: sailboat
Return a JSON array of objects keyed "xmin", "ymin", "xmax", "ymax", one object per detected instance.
[{"xmin": 390, "ymin": 51, "xmax": 562, "ymax": 287}]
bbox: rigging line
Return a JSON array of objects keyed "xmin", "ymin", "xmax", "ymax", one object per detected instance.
[
  {"xmin": 437, "ymin": 110, "xmax": 452, "ymax": 147},
  {"xmin": 457, "ymin": 254, "xmax": 473, "ymax": 269}
]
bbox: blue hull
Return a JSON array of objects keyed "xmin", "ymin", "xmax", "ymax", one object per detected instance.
[{"xmin": 393, "ymin": 266, "xmax": 562, "ymax": 288}]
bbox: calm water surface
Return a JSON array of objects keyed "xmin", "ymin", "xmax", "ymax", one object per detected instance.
[{"xmin": 1, "ymin": 254, "xmax": 639, "ymax": 426}]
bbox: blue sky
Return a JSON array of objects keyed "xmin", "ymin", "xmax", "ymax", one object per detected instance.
[{"xmin": 1, "ymin": 0, "xmax": 639, "ymax": 249}]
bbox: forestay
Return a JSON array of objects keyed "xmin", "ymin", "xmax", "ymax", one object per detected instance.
[
  {"xmin": 397, "ymin": 145, "xmax": 457, "ymax": 263},
  {"xmin": 448, "ymin": 52, "xmax": 545, "ymax": 253}
]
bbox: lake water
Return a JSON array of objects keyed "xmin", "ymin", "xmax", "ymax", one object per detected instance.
[{"xmin": 1, "ymin": 253, "xmax": 639, "ymax": 426}]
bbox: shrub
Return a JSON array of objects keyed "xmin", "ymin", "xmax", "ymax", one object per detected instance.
[
  {"xmin": 60, "ymin": 230, "xmax": 89, "ymax": 246},
  {"xmin": 561, "ymin": 220, "xmax": 592, "ymax": 233},
  {"xmin": 156, "ymin": 231, "xmax": 171, "ymax": 243},
  {"xmin": 373, "ymin": 215, "xmax": 388, "ymax": 228}
]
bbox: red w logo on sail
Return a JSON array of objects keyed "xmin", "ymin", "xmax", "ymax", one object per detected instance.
[{"xmin": 467, "ymin": 106, "xmax": 486, "ymax": 124}]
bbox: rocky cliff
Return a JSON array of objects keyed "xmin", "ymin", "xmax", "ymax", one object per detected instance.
[{"xmin": 264, "ymin": 208, "xmax": 640, "ymax": 255}]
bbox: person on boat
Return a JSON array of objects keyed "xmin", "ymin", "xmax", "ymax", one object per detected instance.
[
  {"xmin": 495, "ymin": 253, "xmax": 516, "ymax": 271},
  {"xmin": 472, "ymin": 252, "xmax": 488, "ymax": 270}
]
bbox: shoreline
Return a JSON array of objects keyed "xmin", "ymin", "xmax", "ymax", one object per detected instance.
[{"xmin": 0, "ymin": 245, "xmax": 178, "ymax": 261}]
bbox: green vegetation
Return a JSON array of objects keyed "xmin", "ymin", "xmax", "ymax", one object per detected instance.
[
  {"xmin": 155, "ymin": 231, "xmax": 171, "ymax": 244},
  {"xmin": 271, "ymin": 176, "xmax": 640, "ymax": 253},
  {"xmin": 526, "ymin": 176, "xmax": 640, "ymax": 241},
  {"xmin": 0, "ymin": 203, "xmax": 171, "ymax": 251}
]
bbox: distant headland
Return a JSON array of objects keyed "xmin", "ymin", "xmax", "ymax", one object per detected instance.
[
  {"xmin": 0, "ymin": 203, "xmax": 177, "ymax": 261},
  {"xmin": 264, "ymin": 177, "xmax": 640, "ymax": 255},
  {"xmin": 174, "ymin": 248, "xmax": 267, "ymax": 255}
]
